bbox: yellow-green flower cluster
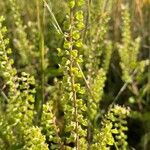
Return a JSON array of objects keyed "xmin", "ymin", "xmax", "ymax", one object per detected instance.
[
  {"xmin": 0, "ymin": 16, "xmax": 38, "ymax": 149},
  {"xmin": 110, "ymin": 105, "xmax": 130, "ymax": 149},
  {"xmin": 41, "ymin": 101, "xmax": 62, "ymax": 149},
  {"xmin": 118, "ymin": 6, "xmax": 140, "ymax": 83},
  {"xmin": 83, "ymin": 2, "xmax": 113, "ymax": 145},
  {"xmin": 92, "ymin": 105, "xmax": 130, "ymax": 150},
  {"xmin": 8, "ymin": 0, "xmax": 33, "ymax": 66},
  {"xmin": 23, "ymin": 126, "xmax": 49, "ymax": 150},
  {"xmin": 58, "ymin": 0, "xmax": 88, "ymax": 149},
  {"xmin": 88, "ymin": 69, "xmax": 106, "ymax": 120}
]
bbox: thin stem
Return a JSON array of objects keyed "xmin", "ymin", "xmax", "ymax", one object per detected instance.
[
  {"xmin": 40, "ymin": 2, "xmax": 45, "ymax": 120},
  {"xmin": 43, "ymin": 0, "xmax": 63, "ymax": 35},
  {"xmin": 147, "ymin": 43, "xmax": 150, "ymax": 103},
  {"xmin": 114, "ymin": 141, "xmax": 119, "ymax": 150},
  {"xmin": 110, "ymin": 68, "xmax": 138, "ymax": 108},
  {"xmin": 0, "ymin": 89, "xmax": 9, "ymax": 102},
  {"xmin": 76, "ymin": 62, "xmax": 95, "ymax": 102},
  {"xmin": 36, "ymin": 0, "xmax": 45, "ymax": 122}
]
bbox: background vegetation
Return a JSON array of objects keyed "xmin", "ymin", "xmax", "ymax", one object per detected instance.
[{"xmin": 0, "ymin": 0, "xmax": 150, "ymax": 149}]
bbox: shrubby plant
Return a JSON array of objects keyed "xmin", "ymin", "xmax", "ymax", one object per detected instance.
[{"xmin": 0, "ymin": 0, "xmax": 149, "ymax": 150}]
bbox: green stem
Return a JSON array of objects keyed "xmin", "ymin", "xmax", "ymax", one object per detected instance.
[
  {"xmin": 39, "ymin": 28, "xmax": 45, "ymax": 119},
  {"xmin": 147, "ymin": 42, "xmax": 150, "ymax": 102},
  {"xmin": 36, "ymin": 0, "xmax": 45, "ymax": 123}
]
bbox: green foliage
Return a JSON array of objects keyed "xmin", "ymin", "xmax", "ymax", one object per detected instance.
[
  {"xmin": 0, "ymin": 0, "xmax": 150, "ymax": 150},
  {"xmin": 91, "ymin": 105, "xmax": 130, "ymax": 150},
  {"xmin": 8, "ymin": 0, "xmax": 32, "ymax": 65},
  {"xmin": 58, "ymin": 1, "xmax": 88, "ymax": 149},
  {"xmin": 118, "ymin": 6, "xmax": 140, "ymax": 83},
  {"xmin": 41, "ymin": 101, "xmax": 62, "ymax": 149},
  {"xmin": 23, "ymin": 126, "xmax": 49, "ymax": 150}
]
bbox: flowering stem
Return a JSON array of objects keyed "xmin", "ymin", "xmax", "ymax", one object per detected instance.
[{"xmin": 69, "ymin": 7, "xmax": 79, "ymax": 149}]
